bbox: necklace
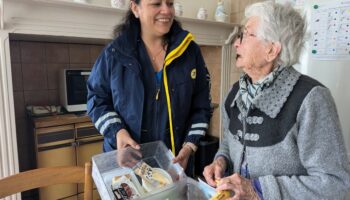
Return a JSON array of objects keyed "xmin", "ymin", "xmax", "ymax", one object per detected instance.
[
  {"xmin": 144, "ymin": 41, "xmax": 166, "ymax": 62},
  {"xmin": 150, "ymin": 47, "xmax": 164, "ymax": 62}
]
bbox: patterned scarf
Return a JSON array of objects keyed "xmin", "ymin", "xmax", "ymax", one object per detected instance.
[{"xmin": 238, "ymin": 66, "xmax": 283, "ymax": 114}]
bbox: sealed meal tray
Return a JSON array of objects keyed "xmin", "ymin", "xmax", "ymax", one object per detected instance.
[{"xmin": 92, "ymin": 141, "xmax": 187, "ymax": 200}]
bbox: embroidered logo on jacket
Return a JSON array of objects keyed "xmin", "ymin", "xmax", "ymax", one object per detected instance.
[{"xmin": 191, "ymin": 68, "xmax": 196, "ymax": 79}]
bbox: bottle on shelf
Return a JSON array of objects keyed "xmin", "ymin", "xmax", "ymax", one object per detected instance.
[
  {"xmin": 174, "ymin": 2, "xmax": 183, "ymax": 17},
  {"xmin": 197, "ymin": 7, "xmax": 208, "ymax": 20},
  {"xmin": 215, "ymin": 0, "xmax": 228, "ymax": 22},
  {"xmin": 111, "ymin": 0, "xmax": 126, "ymax": 9},
  {"xmin": 73, "ymin": 0, "xmax": 87, "ymax": 3}
]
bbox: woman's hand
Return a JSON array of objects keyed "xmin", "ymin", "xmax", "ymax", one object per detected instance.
[
  {"xmin": 172, "ymin": 145, "xmax": 193, "ymax": 170},
  {"xmin": 216, "ymin": 173, "xmax": 259, "ymax": 200},
  {"xmin": 203, "ymin": 156, "xmax": 227, "ymax": 187},
  {"xmin": 116, "ymin": 146, "xmax": 142, "ymax": 168},
  {"xmin": 116, "ymin": 129, "xmax": 140, "ymax": 150}
]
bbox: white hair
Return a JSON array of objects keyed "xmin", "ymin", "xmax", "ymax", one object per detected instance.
[{"xmin": 244, "ymin": 1, "xmax": 307, "ymax": 67}]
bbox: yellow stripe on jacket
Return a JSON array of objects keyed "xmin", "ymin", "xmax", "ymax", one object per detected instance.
[{"xmin": 163, "ymin": 33, "xmax": 194, "ymax": 155}]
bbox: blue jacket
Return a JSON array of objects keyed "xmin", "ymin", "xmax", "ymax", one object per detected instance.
[{"xmin": 87, "ymin": 23, "xmax": 212, "ymax": 154}]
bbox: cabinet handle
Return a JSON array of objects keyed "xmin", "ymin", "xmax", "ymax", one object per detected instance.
[{"xmin": 71, "ymin": 141, "xmax": 77, "ymax": 147}]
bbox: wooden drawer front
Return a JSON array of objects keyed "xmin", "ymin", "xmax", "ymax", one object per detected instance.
[
  {"xmin": 76, "ymin": 126, "xmax": 100, "ymax": 138},
  {"xmin": 37, "ymin": 145, "xmax": 77, "ymax": 200},
  {"xmin": 37, "ymin": 142, "xmax": 74, "ymax": 152},
  {"xmin": 75, "ymin": 121, "xmax": 94, "ymax": 129},
  {"xmin": 36, "ymin": 125, "xmax": 75, "ymax": 145},
  {"xmin": 39, "ymin": 184, "xmax": 78, "ymax": 200},
  {"xmin": 76, "ymin": 138, "xmax": 103, "ymax": 167},
  {"xmin": 76, "ymin": 137, "xmax": 103, "ymax": 195},
  {"xmin": 37, "ymin": 145, "xmax": 76, "ymax": 168},
  {"xmin": 37, "ymin": 129, "xmax": 74, "ymax": 146},
  {"xmin": 78, "ymin": 189, "xmax": 101, "ymax": 200}
]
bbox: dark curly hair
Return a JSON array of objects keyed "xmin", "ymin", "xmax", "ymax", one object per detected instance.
[{"xmin": 113, "ymin": 0, "xmax": 181, "ymax": 47}]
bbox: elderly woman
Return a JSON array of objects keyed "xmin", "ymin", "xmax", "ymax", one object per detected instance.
[{"xmin": 203, "ymin": 1, "xmax": 350, "ymax": 199}]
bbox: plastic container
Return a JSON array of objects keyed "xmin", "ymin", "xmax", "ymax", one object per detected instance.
[
  {"xmin": 141, "ymin": 168, "xmax": 173, "ymax": 192},
  {"xmin": 92, "ymin": 141, "xmax": 191, "ymax": 200},
  {"xmin": 92, "ymin": 141, "xmax": 215, "ymax": 199},
  {"xmin": 141, "ymin": 176, "xmax": 215, "ymax": 200}
]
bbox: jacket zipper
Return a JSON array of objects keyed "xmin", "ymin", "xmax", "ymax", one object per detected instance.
[
  {"xmin": 154, "ymin": 73, "xmax": 162, "ymax": 143},
  {"xmin": 155, "ymin": 88, "xmax": 160, "ymax": 100}
]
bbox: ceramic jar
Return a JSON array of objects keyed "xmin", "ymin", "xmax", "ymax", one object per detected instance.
[
  {"xmin": 111, "ymin": 0, "xmax": 126, "ymax": 9},
  {"xmin": 197, "ymin": 7, "xmax": 208, "ymax": 20},
  {"xmin": 73, "ymin": 0, "xmax": 87, "ymax": 3},
  {"xmin": 215, "ymin": 1, "xmax": 228, "ymax": 22},
  {"xmin": 174, "ymin": 2, "xmax": 183, "ymax": 17}
]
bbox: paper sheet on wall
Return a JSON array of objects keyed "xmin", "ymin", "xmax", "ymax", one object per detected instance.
[{"xmin": 310, "ymin": 1, "xmax": 350, "ymax": 60}]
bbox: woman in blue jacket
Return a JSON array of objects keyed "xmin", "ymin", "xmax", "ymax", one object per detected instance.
[{"xmin": 87, "ymin": 0, "xmax": 212, "ymax": 175}]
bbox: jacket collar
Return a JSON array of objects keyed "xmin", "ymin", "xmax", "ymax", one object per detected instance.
[
  {"xmin": 167, "ymin": 22, "xmax": 190, "ymax": 52},
  {"xmin": 111, "ymin": 25, "xmax": 140, "ymax": 58},
  {"xmin": 110, "ymin": 21, "xmax": 190, "ymax": 59},
  {"xmin": 232, "ymin": 67, "xmax": 301, "ymax": 118}
]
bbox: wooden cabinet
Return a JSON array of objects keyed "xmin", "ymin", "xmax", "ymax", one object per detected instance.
[{"xmin": 32, "ymin": 114, "xmax": 103, "ymax": 200}]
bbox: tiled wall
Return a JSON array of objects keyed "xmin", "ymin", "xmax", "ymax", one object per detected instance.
[
  {"xmin": 230, "ymin": 0, "xmax": 264, "ymax": 24},
  {"xmin": 10, "ymin": 40, "xmax": 105, "ymax": 172},
  {"xmin": 229, "ymin": 0, "xmax": 264, "ymax": 85},
  {"xmin": 200, "ymin": 46, "xmax": 222, "ymax": 138}
]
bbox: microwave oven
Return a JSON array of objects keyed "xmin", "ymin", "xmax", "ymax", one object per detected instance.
[{"xmin": 59, "ymin": 69, "xmax": 91, "ymax": 112}]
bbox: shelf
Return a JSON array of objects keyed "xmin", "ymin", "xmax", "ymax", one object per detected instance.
[
  {"xmin": 28, "ymin": 0, "xmax": 236, "ymax": 28},
  {"xmin": 4, "ymin": 0, "xmax": 238, "ymax": 46},
  {"xmin": 32, "ymin": 0, "xmax": 128, "ymax": 14}
]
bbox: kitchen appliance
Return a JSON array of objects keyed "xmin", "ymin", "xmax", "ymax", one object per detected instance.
[{"xmin": 59, "ymin": 69, "xmax": 91, "ymax": 112}]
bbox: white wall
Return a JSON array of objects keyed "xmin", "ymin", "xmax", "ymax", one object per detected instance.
[
  {"xmin": 86, "ymin": 0, "xmax": 231, "ymax": 22},
  {"xmin": 294, "ymin": 0, "xmax": 350, "ymax": 158}
]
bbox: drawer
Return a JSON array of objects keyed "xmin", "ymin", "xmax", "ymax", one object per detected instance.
[
  {"xmin": 76, "ymin": 125, "xmax": 100, "ymax": 139},
  {"xmin": 36, "ymin": 125, "xmax": 75, "ymax": 146}
]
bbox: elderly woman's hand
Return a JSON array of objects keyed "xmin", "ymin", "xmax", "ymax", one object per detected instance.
[
  {"xmin": 203, "ymin": 156, "xmax": 227, "ymax": 187},
  {"xmin": 216, "ymin": 173, "xmax": 259, "ymax": 200}
]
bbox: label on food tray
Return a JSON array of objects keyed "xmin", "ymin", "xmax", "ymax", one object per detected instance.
[
  {"xmin": 133, "ymin": 161, "xmax": 165, "ymax": 188},
  {"xmin": 111, "ymin": 174, "xmax": 142, "ymax": 200}
]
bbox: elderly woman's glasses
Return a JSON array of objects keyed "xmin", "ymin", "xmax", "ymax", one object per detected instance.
[{"xmin": 237, "ymin": 28, "xmax": 257, "ymax": 44}]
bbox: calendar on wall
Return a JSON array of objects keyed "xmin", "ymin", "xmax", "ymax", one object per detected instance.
[{"xmin": 310, "ymin": 1, "xmax": 350, "ymax": 60}]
